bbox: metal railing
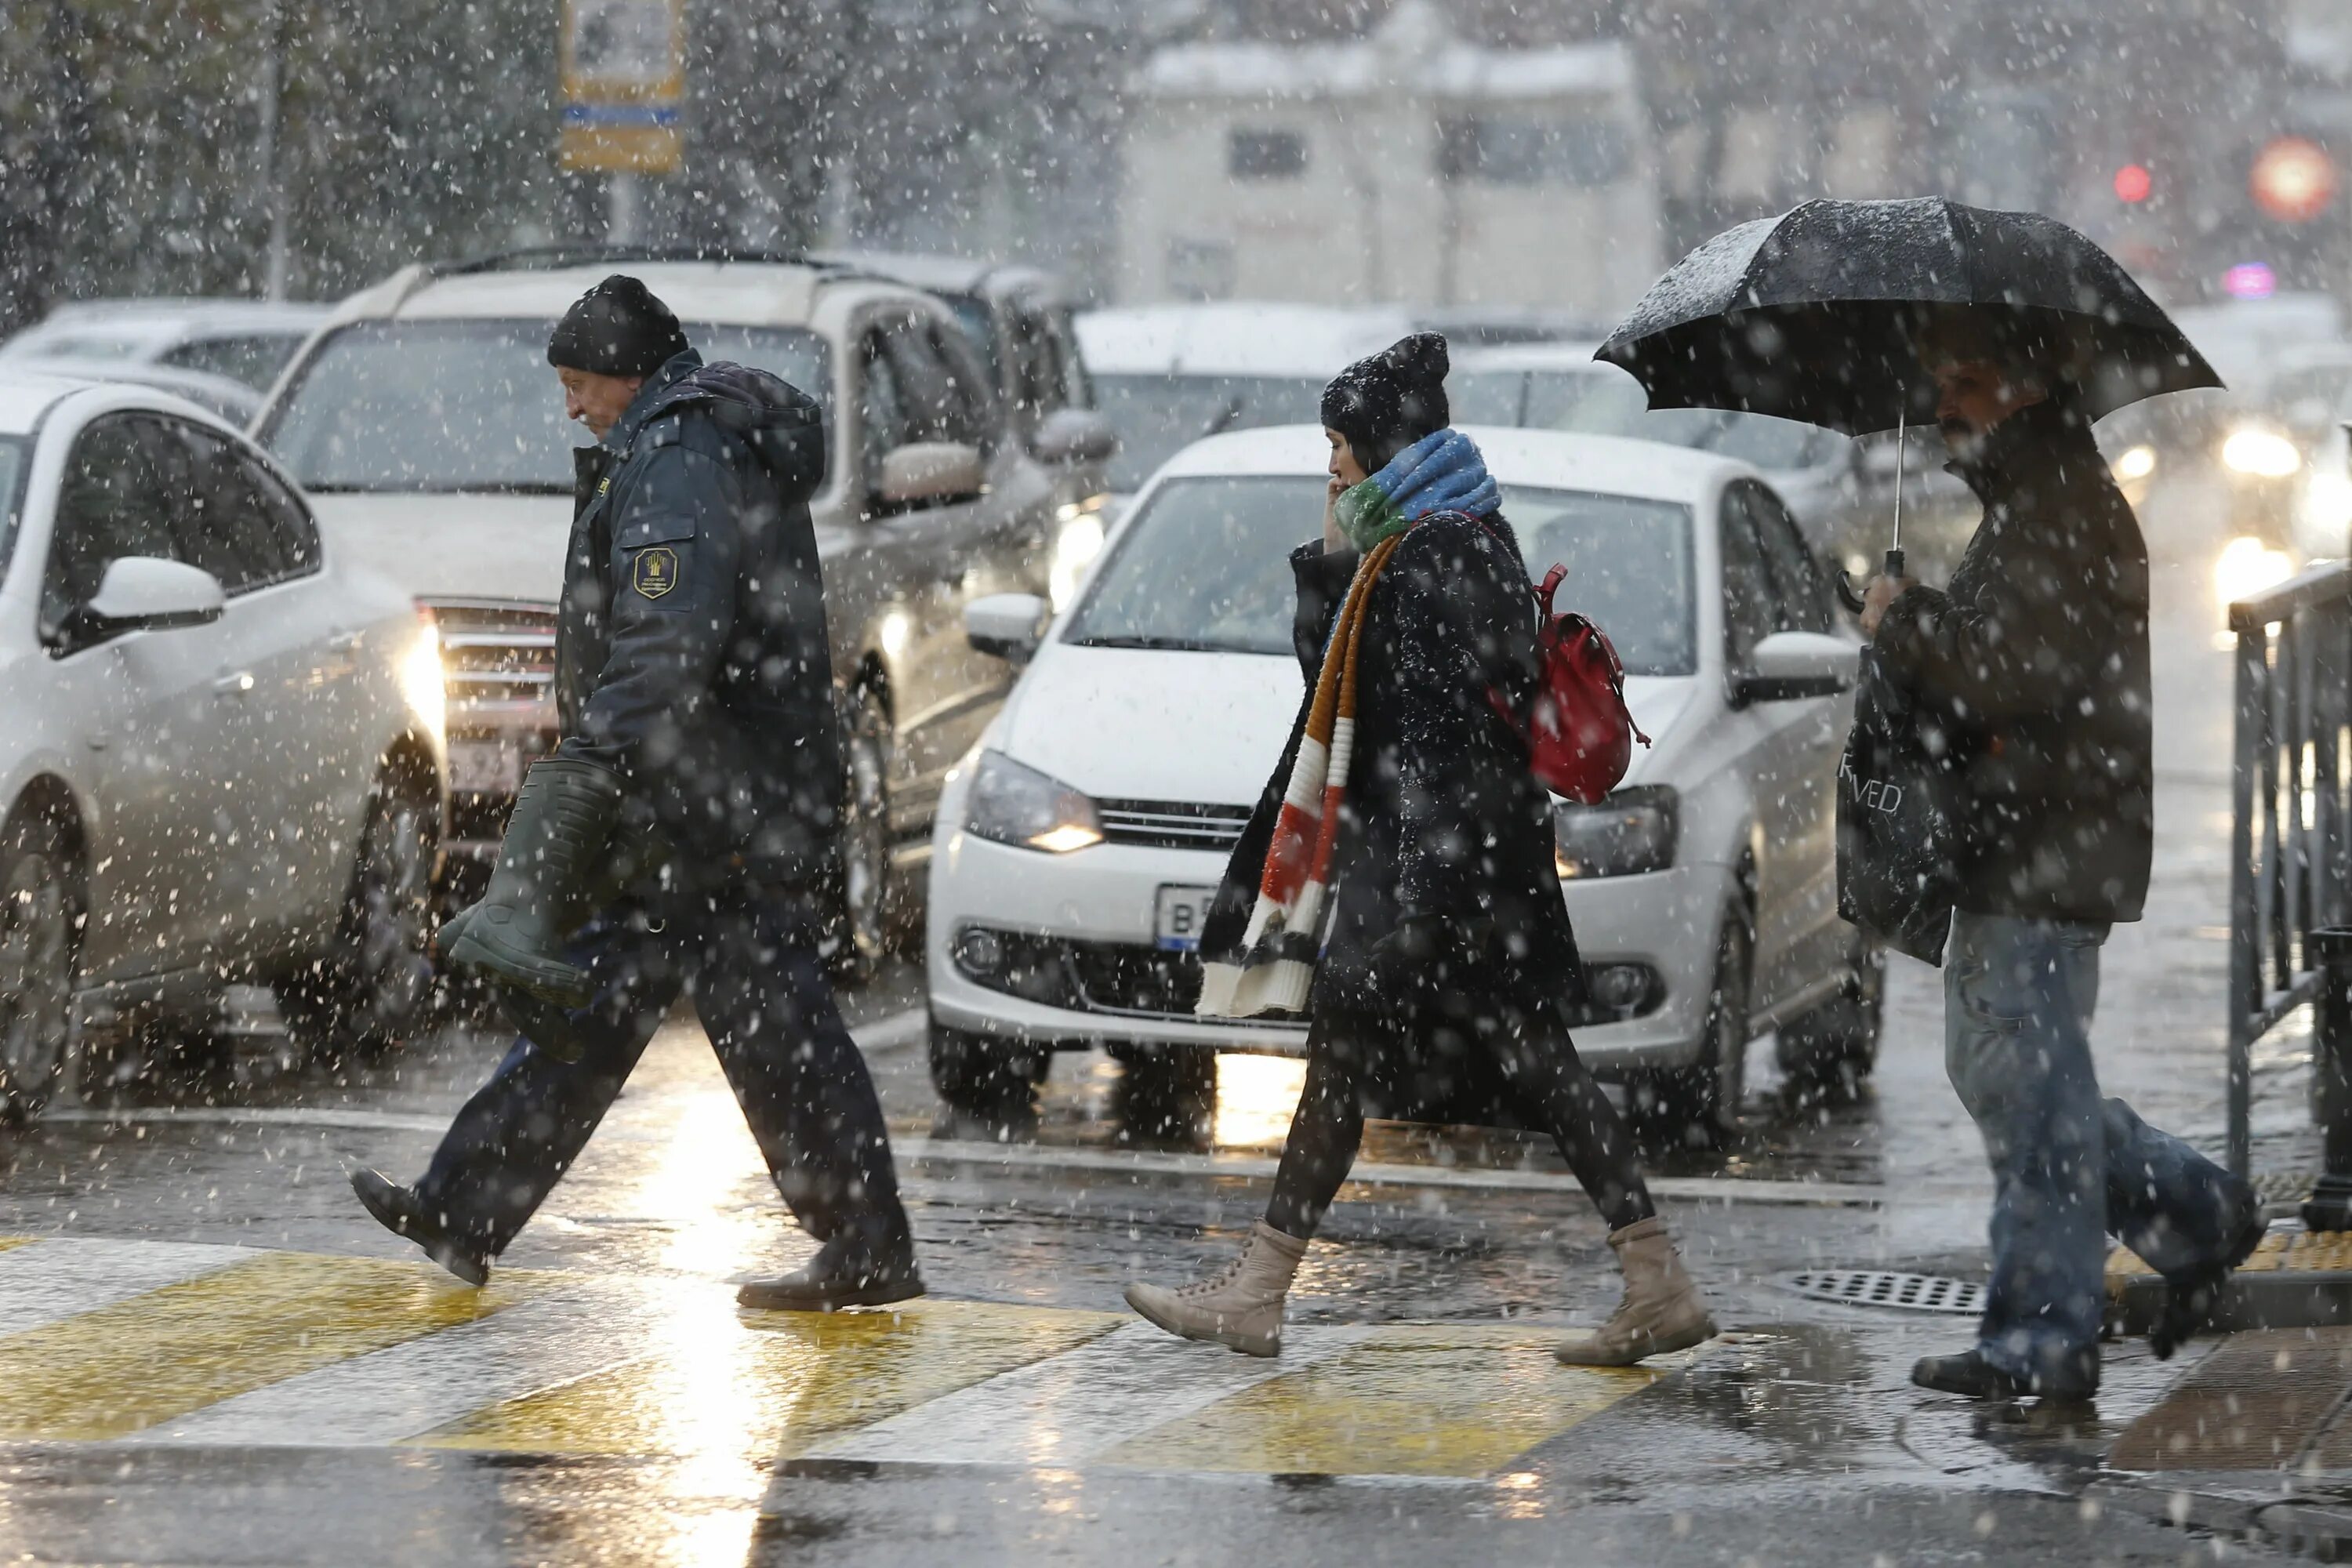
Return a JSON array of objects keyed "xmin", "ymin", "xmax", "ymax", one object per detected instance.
[{"xmin": 2227, "ymin": 560, "xmax": 2352, "ymax": 1178}]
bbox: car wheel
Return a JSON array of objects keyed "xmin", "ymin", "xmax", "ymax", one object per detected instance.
[
  {"xmin": 927, "ymin": 1022, "xmax": 1042, "ymax": 1122},
  {"xmin": 826, "ymin": 685, "xmax": 893, "ymax": 985},
  {"xmin": 1775, "ymin": 935, "xmax": 1885, "ymax": 1101},
  {"xmin": 0, "ymin": 811, "xmax": 84, "ymax": 1124},
  {"xmin": 280, "ymin": 767, "xmax": 436, "ymax": 1062},
  {"xmin": 1635, "ymin": 916, "xmax": 1751, "ymax": 1149},
  {"xmin": 1109, "ymin": 1044, "xmax": 1216, "ymax": 1148}
]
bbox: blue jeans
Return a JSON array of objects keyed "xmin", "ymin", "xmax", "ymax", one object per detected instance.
[{"xmin": 1945, "ymin": 911, "xmax": 2256, "ymax": 1390}]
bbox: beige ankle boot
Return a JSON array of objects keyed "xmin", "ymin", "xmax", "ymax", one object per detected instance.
[
  {"xmin": 1124, "ymin": 1221, "xmax": 1308, "ymax": 1357},
  {"xmin": 1555, "ymin": 1214, "xmax": 1715, "ymax": 1367}
]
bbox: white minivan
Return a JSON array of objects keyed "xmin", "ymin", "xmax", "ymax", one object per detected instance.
[{"xmin": 925, "ymin": 426, "xmax": 1875, "ymax": 1142}]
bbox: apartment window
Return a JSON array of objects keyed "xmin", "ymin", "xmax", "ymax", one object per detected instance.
[{"xmin": 1228, "ymin": 128, "xmax": 1308, "ymax": 179}]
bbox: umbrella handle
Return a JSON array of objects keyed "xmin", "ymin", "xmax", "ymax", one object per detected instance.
[
  {"xmin": 1835, "ymin": 571, "xmax": 1867, "ymax": 614},
  {"xmin": 1884, "ymin": 546, "xmax": 1906, "ymax": 579}
]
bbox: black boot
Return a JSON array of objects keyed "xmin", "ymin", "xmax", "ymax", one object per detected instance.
[
  {"xmin": 1911, "ymin": 1348, "xmax": 2096, "ymax": 1401},
  {"xmin": 2151, "ymin": 1202, "xmax": 2268, "ymax": 1359},
  {"xmin": 350, "ymin": 1168, "xmax": 491, "ymax": 1287},
  {"xmin": 444, "ymin": 759, "xmax": 624, "ymax": 1007},
  {"xmin": 737, "ymin": 1229, "xmax": 924, "ymax": 1312}
]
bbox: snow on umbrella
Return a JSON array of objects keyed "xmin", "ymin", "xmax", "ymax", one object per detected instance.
[{"xmin": 1595, "ymin": 196, "xmax": 2221, "ymax": 437}]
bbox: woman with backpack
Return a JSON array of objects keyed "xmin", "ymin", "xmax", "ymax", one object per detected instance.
[{"xmin": 1123, "ymin": 333, "xmax": 1714, "ymax": 1363}]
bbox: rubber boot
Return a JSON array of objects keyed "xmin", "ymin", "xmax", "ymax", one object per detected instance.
[
  {"xmin": 444, "ymin": 758, "xmax": 623, "ymax": 1007},
  {"xmin": 1554, "ymin": 1214, "xmax": 1716, "ymax": 1367},
  {"xmin": 1123, "ymin": 1221, "xmax": 1308, "ymax": 1357}
]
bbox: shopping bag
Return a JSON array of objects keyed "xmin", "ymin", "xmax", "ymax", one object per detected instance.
[{"xmin": 1835, "ymin": 646, "xmax": 1969, "ymax": 966}]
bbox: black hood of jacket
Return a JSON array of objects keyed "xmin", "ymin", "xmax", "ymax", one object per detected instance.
[{"xmin": 637, "ymin": 360, "xmax": 828, "ymax": 502}]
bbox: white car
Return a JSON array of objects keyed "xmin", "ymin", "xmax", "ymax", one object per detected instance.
[
  {"xmin": 1076, "ymin": 303, "xmax": 1413, "ymax": 510},
  {"xmin": 0, "ymin": 372, "xmax": 447, "ymax": 1120},
  {"xmin": 0, "ymin": 300, "xmax": 334, "ymax": 392},
  {"xmin": 925, "ymin": 426, "xmax": 1875, "ymax": 1139}
]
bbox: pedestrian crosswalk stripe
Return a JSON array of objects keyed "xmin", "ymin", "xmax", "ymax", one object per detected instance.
[
  {"xmin": 420, "ymin": 1297, "xmax": 1123, "ymax": 1460},
  {"xmin": 0, "ymin": 1247, "xmax": 544, "ymax": 1441},
  {"xmin": 1097, "ymin": 1324, "xmax": 1671, "ymax": 1478},
  {"xmin": 0, "ymin": 1236, "xmax": 249, "ymax": 1338},
  {"xmin": 0, "ymin": 1236, "xmax": 1690, "ymax": 1477}
]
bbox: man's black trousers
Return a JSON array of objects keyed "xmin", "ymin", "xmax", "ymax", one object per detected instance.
[{"xmin": 416, "ymin": 887, "xmax": 907, "ymax": 1261}]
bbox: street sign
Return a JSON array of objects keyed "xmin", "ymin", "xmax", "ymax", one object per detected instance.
[{"xmin": 559, "ymin": 0, "xmax": 684, "ymax": 175}]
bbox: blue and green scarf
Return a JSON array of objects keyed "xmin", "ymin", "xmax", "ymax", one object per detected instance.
[{"xmin": 1333, "ymin": 429, "xmax": 1501, "ymax": 550}]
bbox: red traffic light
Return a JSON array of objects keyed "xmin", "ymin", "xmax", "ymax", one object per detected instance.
[{"xmin": 2114, "ymin": 164, "xmax": 2153, "ymax": 204}]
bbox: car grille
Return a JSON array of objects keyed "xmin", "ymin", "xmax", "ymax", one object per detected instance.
[
  {"xmin": 426, "ymin": 598, "xmax": 559, "ymax": 722},
  {"xmin": 1095, "ymin": 799, "xmax": 1253, "ymax": 855}
]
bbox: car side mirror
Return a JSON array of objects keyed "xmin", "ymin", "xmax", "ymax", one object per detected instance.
[
  {"xmin": 1029, "ymin": 408, "xmax": 1119, "ymax": 468},
  {"xmin": 56, "ymin": 557, "xmax": 225, "ymax": 652},
  {"xmin": 1734, "ymin": 630, "xmax": 1857, "ymax": 704},
  {"xmin": 965, "ymin": 592, "xmax": 1049, "ymax": 663},
  {"xmin": 877, "ymin": 441, "xmax": 985, "ymax": 507}
]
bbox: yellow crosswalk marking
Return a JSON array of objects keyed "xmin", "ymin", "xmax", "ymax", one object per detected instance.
[
  {"xmin": 419, "ymin": 1298, "xmax": 1123, "ymax": 1459},
  {"xmin": 0, "ymin": 1250, "xmax": 543, "ymax": 1440},
  {"xmin": 1101, "ymin": 1325, "xmax": 1670, "ymax": 1479},
  {"xmin": 0, "ymin": 1238, "xmax": 34, "ymax": 1256}
]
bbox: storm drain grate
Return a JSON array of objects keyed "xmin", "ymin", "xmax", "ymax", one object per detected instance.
[{"xmin": 1780, "ymin": 1269, "xmax": 1986, "ymax": 1316}]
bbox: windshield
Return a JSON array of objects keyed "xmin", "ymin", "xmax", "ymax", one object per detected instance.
[
  {"xmin": 1068, "ymin": 474, "xmax": 1697, "ymax": 676},
  {"xmin": 1091, "ymin": 373, "xmax": 1330, "ymax": 492},
  {"xmin": 0, "ymin": 436, "xmax": 27, "ymax": 582},
  {"xmin": 263, "ymin": 318, "xmax": 833, "ymax": 493},
  {"xmin": 1454, "ymin": 366, "xmax": 1827, "ymax": 472}
]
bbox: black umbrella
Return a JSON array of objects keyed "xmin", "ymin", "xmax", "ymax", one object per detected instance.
[{"xmin": 1596, "ymin": 197, "xmax": 2220, "ymax": 438}]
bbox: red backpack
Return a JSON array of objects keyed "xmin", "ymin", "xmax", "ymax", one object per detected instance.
[{"xmin": 1489, "ymin": 561, "xmax": 1650, "ymax": 805}]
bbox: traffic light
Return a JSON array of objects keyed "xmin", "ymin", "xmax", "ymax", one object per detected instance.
[{"xmin": 2114, "ymin": 164, "xmax": 2153, "ymax": 204}]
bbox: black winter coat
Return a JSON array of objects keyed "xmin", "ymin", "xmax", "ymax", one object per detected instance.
[
  {"xmin": 1873, "ymin": 398, "xmax": 2153, "ymax": 923},
  {"xmin": 556, "ymin": 350, "xmax": 843, "ymax": 889},
  {"xmin": 1199, "ymin": 512, "xmax": 1585, "ymax": 1110}
]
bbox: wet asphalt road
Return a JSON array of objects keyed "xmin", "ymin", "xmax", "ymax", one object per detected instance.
[{"xmin": 0, "ymin": 477, "xmax": 2310, "ymax": 1564}]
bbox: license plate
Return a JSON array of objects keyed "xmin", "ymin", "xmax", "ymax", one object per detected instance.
[
  {"xmin": 1154, "ymin": 884, "xmax": 1217, "ymax": 952},
  {"xmin": 449, "ymin": 739, "xmax": 523, "ymax": 797}
]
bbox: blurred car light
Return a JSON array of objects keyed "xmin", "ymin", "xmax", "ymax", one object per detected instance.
[
  {"xmin": 1554, "ymin": 787, "xmax": 1678, "ymax": 879},
  {"xmin": 966, "ymin": 750, "xmax": 1104, "ymax": 853},
  {"xmin": 2111, "ymin": 444, "xmax": 2157, "ymax": 484},
  {"xmin": 2223, "ymin": 425, "xmax": 2303, "ymax": 478},
  {"xmin": 399, "ymin": 608, "xmax": 445, "ymax": 739},
  {"xmin": 2215, "ymin": 534, "xmax": 2296, "ymax": 618}
]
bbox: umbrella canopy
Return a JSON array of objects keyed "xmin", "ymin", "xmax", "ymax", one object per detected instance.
[{"xmin": 1596, "ymin": 197, "xmax": 2221, "ymax": 436}]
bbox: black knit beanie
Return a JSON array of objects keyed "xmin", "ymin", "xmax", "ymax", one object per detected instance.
[
  {"xmin": 546, "ymin": 274, "xmax": 691, "ymax": 378},
  {"xmin": 1320, "ymin": 332, "xmax": 1450, "ymax": 474}
]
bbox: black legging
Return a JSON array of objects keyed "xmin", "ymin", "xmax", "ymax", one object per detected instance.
[{"xmin": 1264, "ymin": 1006, "xmax": 1656, "ymax": 1240}]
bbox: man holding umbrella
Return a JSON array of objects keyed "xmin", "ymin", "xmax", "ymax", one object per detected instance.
[{"xmin": 1602, "ymin": 198, "xmax": 2262, "ymax": 1401}]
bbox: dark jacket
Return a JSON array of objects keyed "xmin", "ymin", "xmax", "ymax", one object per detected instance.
[
  {"xmin": 1872, "ymin": 398, "xmax": 2153, "ymax": 923},
  {"xmin": 1199, "ymin": 512, "xmax": 1584, "ymax": 1109},
  {"xmin": 555, "ymin": 350, "xmax": 842, "ymax": 888}
]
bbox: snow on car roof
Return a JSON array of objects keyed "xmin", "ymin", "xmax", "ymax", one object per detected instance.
[
  {"xmin": 1077, "ymin": 303, "xmax": 1414, "ymax": 377},
  {"xmin": 1152, "ymin": 423, "xmax": 1739, "ymax": 508},
  {"xmin": 387, "ymin": 261, "xmax": 832, "ymax": 326},
  {"xmin": 0, "ymin": 368, "xmax": 242, "ymax": 436}
]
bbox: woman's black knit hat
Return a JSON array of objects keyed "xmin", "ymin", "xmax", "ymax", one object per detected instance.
[
  {"xmin": 1320, "ymin": 332, "xmax": 1450, "ymax": 473},
  {"xmin": 546, "ymin": 274, "xmax": 691, "ymax": 378}
]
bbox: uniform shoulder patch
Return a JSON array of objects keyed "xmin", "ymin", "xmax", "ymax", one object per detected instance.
[{"xmin": 632, "ymin": 546, "xmax": 680, "ymax": 599}]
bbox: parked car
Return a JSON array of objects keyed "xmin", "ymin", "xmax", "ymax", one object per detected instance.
[
  {"xmin": 0, "ymin": 370, "xmax": 447, "ymax": 1120},
  {"xmin": 254, "ymin": 249, "xmax": 1062, "ymax": 970},
  {"xmin": 1450, "ymin": 344, "xmax": 1981, "ymax": 589},
  {"xmin": 1074, "ymin": 303, "xmax": 1413, "ymax": 511},
  {"xmin": 0, "ymin": 300, "xmax": 333, "ymax": 391},
  {"xmin": 926, "ymin": 425, "xmax": 1874, "ymax": 1140},
  {"xmin": 817, "ymin": 250, "xmax": 1120, "ymax": 608},
  {"xmin": 3, "ymin": 358, "xmax": 263, "ymax": 427}
]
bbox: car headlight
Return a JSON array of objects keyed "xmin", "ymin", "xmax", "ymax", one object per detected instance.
[
  {"xmin": 2223, "ymin": 426, "xmax": 2302, "ymax": 478},
  {"xmin": 1554, "ymin": 786, "xmax": 1677, "ymax": 879},
  {"xmin": 2111, "ymin": 444, "xmax": 2157, "ymax": 484},
  {"xmin": 1047, "ymin": 499, "xmax": 1109, "ymax": 612},
  {"xmin": 2214, "ymin": 534, "xmax": 2296, "ymax": 619},
  {"xmin": 967, "ymin": 751, "xmax": 1103, "ymax": 853},
  {"xmin": 398, "ymin": 609, "xmax": 445, "ymax": 739}
]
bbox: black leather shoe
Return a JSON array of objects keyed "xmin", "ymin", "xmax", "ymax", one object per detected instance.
[
  {"xmin": 2151, "ymin": 1204, "xmax": 2268, "ymax": 1359},
  {"xmin": 737, "ymin": 1235, "xmax": 924, "ymax": 1312},
  {"xmin": 350, "ymin": 1168, "xmax": 491, "ymax": 1288},
  {"xmin": 1911, "ymin": 1348, "xmax": 2096, "ymax": 1401}
]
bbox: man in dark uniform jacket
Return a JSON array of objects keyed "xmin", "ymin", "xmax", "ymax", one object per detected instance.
[{"xmin": 352, "ymin": 276, "xmax": 920, "ymax": 1311}]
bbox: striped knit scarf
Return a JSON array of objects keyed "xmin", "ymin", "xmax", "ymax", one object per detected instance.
[{"xmin": 1196, "ymin": 533, "xmax": 1403, "ymax": 1019}]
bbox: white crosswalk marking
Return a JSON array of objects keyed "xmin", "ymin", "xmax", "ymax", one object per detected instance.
[
  {"xmin": 0, "ymin": 1237, "xmax": 247, "ymax": 1335},
  {"xmin": 135, "ymin": 1280, "xmax": 665, "ymax": 1449},
  {"xmin": 811, "ymin": 1320, "xmax": 1371, "ymax": 1468}
]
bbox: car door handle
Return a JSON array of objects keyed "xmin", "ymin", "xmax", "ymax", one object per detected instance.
[{"xmin": 214, "ymin": 671, "xmax": 256, "ymax": 697}]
